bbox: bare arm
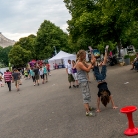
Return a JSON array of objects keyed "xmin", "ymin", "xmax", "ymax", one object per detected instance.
[
  {"xmin": 78, "ymin": 62, "xmax": 92, "ymax": 72},
  {"xmin": 110, "ymin": 96, "xmax": 118, "ymax": 109},
  {"xmin": 66, "ymin": 68, "xmax": 68, "ymax": 74}
]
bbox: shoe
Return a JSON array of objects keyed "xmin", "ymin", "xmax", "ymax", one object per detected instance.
[
  {"xmin": 89, "ymin": 107, "xmax": 96, "ymax": 111},
  {"xmin": 77, "ymin": 85, "xmax": 79, "ymax": 88},
  {"xmin": 34, "ymin": 84, "xmax": 35, "ymax": 86},
  {"xmin": 105, "ymin": 45, "xmax": 109, "ymax": 50},
  {"xmin": 38, "ymin": 83, "xmax": 39, "ymax": 86},
  {"xmin": 73, "ymin": 85, "xmax": 76, "ymax": 88},
  {"xmin": 130, "ymin": 68, "xmax": 134, "ymax": 70},
  {"xmin": 86, "ymin": 112, "xmax": 95, "ymax": 117},
  {"xmin": 69, "ymin": 86, "xmax": 71, "ymax": 89}
]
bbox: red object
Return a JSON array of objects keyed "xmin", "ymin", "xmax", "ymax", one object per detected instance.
[{"xmin": 120, "ymin": 106, "xmax": 138, "ymax": 136}]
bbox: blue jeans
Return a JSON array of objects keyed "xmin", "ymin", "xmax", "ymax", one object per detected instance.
[{"xmin": 94, "ymin": 65, "xmax": 106, "ymax": 81}]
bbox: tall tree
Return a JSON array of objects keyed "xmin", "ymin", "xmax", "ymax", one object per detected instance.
[{"xmin": 35, "ymin": 20, "xmax": 69, "ymax": 59}]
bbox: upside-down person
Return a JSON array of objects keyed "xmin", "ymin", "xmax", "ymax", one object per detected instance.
[{"xmin": 91, "ymin": 45, "xmax": 118, "ymax": 112}]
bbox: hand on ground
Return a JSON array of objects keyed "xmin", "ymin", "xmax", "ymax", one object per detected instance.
[{"xmin": 113, "ymin": 106, "xmax": 118, "ymax": 109}]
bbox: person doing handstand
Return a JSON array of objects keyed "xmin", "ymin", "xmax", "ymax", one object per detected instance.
[{"xmin": 91, "ymin": 45, "xmax": 118, "ymax": 112}]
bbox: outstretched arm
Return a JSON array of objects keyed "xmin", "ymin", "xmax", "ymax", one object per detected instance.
[{"xmin": 110, "ymin": 96, "xmax": 118, "ymax": 109}]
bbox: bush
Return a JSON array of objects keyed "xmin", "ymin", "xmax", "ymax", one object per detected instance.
[{"xmin": 124, "ymin": 55, "xmax": 130, "ymax": 59}]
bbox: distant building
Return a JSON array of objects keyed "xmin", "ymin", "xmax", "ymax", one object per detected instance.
[{"xmin": 0, "ymin": 32, "xmax": 16, "ymax": 48}]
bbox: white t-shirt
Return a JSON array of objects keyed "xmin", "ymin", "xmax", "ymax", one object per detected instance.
[
  {"xmin": 66, "ymin": 63, "xmax": 72, "ymax": 74},
  {"xmin": 39, "ymin": 69, "xmax": 44, "ymax": 75}
]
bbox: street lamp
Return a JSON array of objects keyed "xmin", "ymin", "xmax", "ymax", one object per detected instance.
[{"xmin": 53, "ymin": 46, "xmax": 57, "ymax": 55}]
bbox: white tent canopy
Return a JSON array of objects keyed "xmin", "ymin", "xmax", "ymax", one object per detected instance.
[{"xmin": 48, "ymin": 50, "xmax": 76, "ymax": 70}]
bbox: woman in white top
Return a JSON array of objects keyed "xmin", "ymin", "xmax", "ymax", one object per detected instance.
[{"xmin": 39, "ymin": 67, "xmax": 44, "ymax": 84}]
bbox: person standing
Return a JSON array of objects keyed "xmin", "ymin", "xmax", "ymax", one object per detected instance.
[
  {"xmin": 66, "ymin": 60, "xmax": 75, "ymax": 88},
  {"xmin": 76, "ymin": 50, "xmax": 95, "ymax": 116},
  {"xmin": 4, "ymin": 70, "xmax": 12, "ymax": 91},
  {"xmin": 12, "ymin": 69, "xmax": 20, "ymax": 91},
  {"xmin": 43, "ymin": 64, "xmax": 48, "ymax": 82},
  {"xmin": 39, "ymin": 67, "xmax": 44, "ymax": 84},
  {"xmin": 46, "ymin": 63, "xmax": 51, "ymax": 76},
  {"xmin": 72, "ymin": 60, "xmax": 79, "ymax": 88}
]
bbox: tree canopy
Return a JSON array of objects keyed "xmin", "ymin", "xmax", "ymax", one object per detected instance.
[{"xmin": 64, "ymin": 0, "xmax": 138, "ymax": 52}]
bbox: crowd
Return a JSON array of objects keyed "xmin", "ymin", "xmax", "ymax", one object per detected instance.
[
  {"xmin": 1, "ymin": 63, "xmax": 51, "ymax": 92},
  {"xmin": 3, "ymin": 46, "xmax": 138, "ymax": 117}
]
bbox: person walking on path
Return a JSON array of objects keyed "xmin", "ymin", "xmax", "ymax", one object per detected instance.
[
  {"xmin": 4, "ymin": 70, "xmax": 12, "ymax": 91},
  {"xmin": 75, "ymin": 50, "xmax": 95, "ymax": 117},
  {"xmin": 72, "ymin": 60, "xmax": 79, "ymax": 88},
  {"xmin": 39, "ymin": 67, "xmax": 44, "ymax": 84},
  {"xmin": 91, "ymin": 45, "xmax": 118, "ymax": 112},
  {"xmin": 30, "ymin": 67, "xmax": 35, "ymax": 86},
  {"xmin": 43, "ymin": 64, "xmax": 48, "ymax": 82},
  {"xmin": 12, "ymin": 69, "xmax": 20, "ymax": 91},
  {"xmin": 66, "ymin": 60, "xmax": 76, "ymax": 89},
  {"xmin": 33, "ymin": 65, "xmax": 40, "ymax": 86},
  {"xmin": 46, "ymin": 63, "xmax": 51, "ymax": 76}
]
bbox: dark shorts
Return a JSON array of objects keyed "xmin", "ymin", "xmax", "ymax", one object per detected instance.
[
  {"xmin": 40, "ymin": 74, "xmax": 44, "ymax": 79},
  {"xmin": 35, "ymin": 74, "xmax": 39, "ymax": 80},
  {"xmin": 68, "ymin": 74, "xmax": 75, "ymax": 82}
]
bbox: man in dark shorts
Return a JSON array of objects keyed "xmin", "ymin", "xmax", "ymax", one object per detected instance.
[
  {"xmin": 33, "ymin": 65, "xmax": 40, "ymax": 86},
  {"xmin": 12, "ymin": 68, "xmax": 20, "ymax": 91},
  {"xmin": 66, "ymin": 60, "xmax": 75, "ymax": 88}
]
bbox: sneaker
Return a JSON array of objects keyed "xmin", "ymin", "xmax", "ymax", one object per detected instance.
[
  {"xmin": 77, "ymin": 85, "xmax": 79, "ymax": 88},
  {"xmin": 105, "ymin": 45, "xmax": 109, "ymax": 50},
  {"xmin": 34, "ymin": 84, "xmax": 35, "ymax": 86},
  {"xmin": 89, "ymin": 107, "xmax": 96, "ymax": 111},
  {"xmin": 86, "ymin": 112, "xmax": 95, "ymax": 117},
  {"xmin": 73, "ymin": 85, "xmax": 76, "ymax": 88},
  {"xmin": 69, "ymin": 86, "xmax": 71, "ymax": 89}
]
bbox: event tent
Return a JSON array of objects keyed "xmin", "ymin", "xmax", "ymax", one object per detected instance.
[{"xmin": 48, "ymin": 51, "xmax": 76, "ymax": 70}]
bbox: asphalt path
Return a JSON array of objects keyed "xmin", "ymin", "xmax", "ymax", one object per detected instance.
[{"xmin": 0, "ymin": 65, "xmax": 138, "ymax": 138}]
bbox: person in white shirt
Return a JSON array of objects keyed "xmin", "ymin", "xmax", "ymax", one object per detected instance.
[
  {"xmin": 39, "ymin": 67, "xmax": 44, "ymax": 84},
  {"xmin": 66, "ymin": 60, "xmax": 75, "ymax": 88}
]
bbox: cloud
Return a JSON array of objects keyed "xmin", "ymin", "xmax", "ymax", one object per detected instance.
[{"xmin": 0, "ymin": 0, "xmax": 71, "ymax": 41}]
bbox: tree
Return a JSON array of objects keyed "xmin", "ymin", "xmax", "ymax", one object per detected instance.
[
  {"xmin": 35, "ymin": 20, "xmax": 69, "ymax": 59},
  {"xmin": 8, "ymin": 45, "xmax": 31, "ymax": 67},
  {"xmin": 0, "ymin": 46, "xmax": 12, "ymax": 66},
  {"xmin": 14, "ymin": 34, "xmax": 36, "ymax": 59},
  {"xmin": 64, "ymin": 0, "xmax": 138, "ymax": 54}
]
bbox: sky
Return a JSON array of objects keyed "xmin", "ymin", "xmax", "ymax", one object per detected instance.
[{"xmin": 0, "ymin": 0, "xmax": 71, "ymax": 41}]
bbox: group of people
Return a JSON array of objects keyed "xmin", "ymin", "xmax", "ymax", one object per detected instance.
[
  {"xmin": 1, "ymin": 63, "xmax": 51, "ymax": 92},
  {"xmin": 66, "ymin": 46, "xmax": 118, "ymax": 116}
]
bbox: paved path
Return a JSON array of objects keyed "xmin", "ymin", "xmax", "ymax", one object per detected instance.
[{"xmin": 0, "ymin": 65, "xmax": 138, "ymax": 138}]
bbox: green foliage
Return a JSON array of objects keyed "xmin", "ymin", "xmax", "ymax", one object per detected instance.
[
  {"xmin": 64, "ymin": 0, "xmax": 138, "ymax": 52},
  {"xmin": 124, "ymin": 55, "xmax": 130, "ymax": 59},
  {"xmin": 14, "ymin": 34, "xmax": 36, "ymax": 59},
  {"xmin": 8, "ymin": 45, "xmax": 31, "ymax": 67},
  {"xmin": 35, "ymin": 20, "xmax": 69, "ymax": 59},
  {"xmin": 0, "ymin": 46, "xmax": 12, "ymax": 66}
]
